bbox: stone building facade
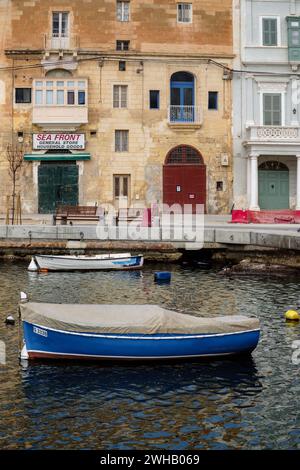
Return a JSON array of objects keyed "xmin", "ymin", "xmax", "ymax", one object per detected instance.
[
  {"xmin": 0, "ymin": 0, "xmax": 233, "ymax": 215},
  {"xmin": 233, "ymin": 0, "xmax": 300, "ymax": 211}
]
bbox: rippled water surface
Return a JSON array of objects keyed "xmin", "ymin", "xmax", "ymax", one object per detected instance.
[{"xmin": 0, "ymin": 260, "xmax": 300, "ymax": 449}]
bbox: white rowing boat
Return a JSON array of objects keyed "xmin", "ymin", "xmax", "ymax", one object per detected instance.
[{"xmin": 28, "ymin": 253, "xmax": 144, "ymax": 272}]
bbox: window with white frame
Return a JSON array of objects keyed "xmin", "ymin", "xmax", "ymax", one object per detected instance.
[
  {"xmin": 33, "ymin": 80, "xmax": 87, "ymax": 106},
  {"xmin": 115, "ymin": 130, "xmax": 129, "ymax": 152},
  {"xmin": 263, "ymin": 93, "xmax": 282, "ymax": 125},
  {"xmin": 113, "ymin": 85, "xmax": 128, "ymax": 108},
  {"xmin": 177, "ymin": 3, "xmax": 192, "ymax": 23},
  {"xmin": 52, "ymin": 12, "xmax": 69, "ymax": 38},
  {"xmin": 116, "ymin": 40, "xmax": 130, "ymax": 51},
  {"xmin": 114, "ymin": 174, "xmax": 130, "ymax": 200},
  {"xmin": 116, "ymin": 1, "xmax": 130, "ymax": 22},
  {"xmin": 261, "ymin": 17, "xmax": 279, "ymax": 46}
]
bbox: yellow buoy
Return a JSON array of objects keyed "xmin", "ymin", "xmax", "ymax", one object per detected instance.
[{"xmin": 285, "ymin": 310, "xmax": 300, "ymax": 321}]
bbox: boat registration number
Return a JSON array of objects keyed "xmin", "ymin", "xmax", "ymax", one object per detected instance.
[{"xmin": 33, "ymin": 326, "xmax": 48, "ymax": 338}]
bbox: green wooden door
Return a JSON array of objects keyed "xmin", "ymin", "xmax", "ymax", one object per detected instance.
[
  {"xmin": 258, "ymin": 169, "xmax": 289, "ymax": 210},
  {"xmin": 38, "ymin": 164, "xmax": 78, "ymax": 213}
]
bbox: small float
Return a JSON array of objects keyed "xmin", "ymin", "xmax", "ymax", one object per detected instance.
[
  {"xmin": 19, "ymin": 301, "xmax": 260, "ymax": 362},
  {"xmin": 28, "ymin": 253, "xmax": 144, "ymax": 272}
]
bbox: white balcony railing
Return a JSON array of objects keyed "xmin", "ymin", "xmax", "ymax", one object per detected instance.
[
  {"xmin": 168, "ymin": 106, "xmax": 202, "ymax": 125},
  {"xmin": 43, "ymin": 34, "xmax": 79, "ymax": 50},
  {"xmin": 248, "ymin": 126, "xmax": 300, "ymax": 142}
]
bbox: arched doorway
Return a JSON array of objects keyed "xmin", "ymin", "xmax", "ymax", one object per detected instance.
[
  {"xmin": 170, "ymin": 71, "xmax": 194, "ymax": 122},
  {"xmin": 258, "ymin": 161, "xmax": 289, "ymax": 209},
  {"xmin": 163, "ymin": 145, "xmax": 206, "ymax": 211}
]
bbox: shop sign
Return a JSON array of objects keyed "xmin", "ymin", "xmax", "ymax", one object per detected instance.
[{"xmin": 33, "ymin": 133, "xmax": 85, "ymax": 150}]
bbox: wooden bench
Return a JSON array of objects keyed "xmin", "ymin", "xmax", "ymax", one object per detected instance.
[{"xmin": 53, "ymin": 205, "xmax": 103, "ymax": 225}]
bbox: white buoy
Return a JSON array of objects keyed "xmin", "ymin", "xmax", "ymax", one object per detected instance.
[
  {"xmin": 20, "ymin": 291, "xmax": 28, "ymax": 302},
  {"xmin": 20, "ymin": 343, "xmax": 29, "ymax": 360},
  {"xmin": 28, "ymin": 258, "xmax": 38, "ymax": 272}
]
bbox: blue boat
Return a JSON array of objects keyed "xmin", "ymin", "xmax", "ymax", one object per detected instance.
[{"xmin": 20, "ymin": 303, "xmax": 260, "ymax": 362}]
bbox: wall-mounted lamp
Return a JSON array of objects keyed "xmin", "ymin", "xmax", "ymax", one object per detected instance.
[
  {"xmin": 293, "ymin": 108, "xmax": 297, "ymax": 115},
  {"xmin": 222, "ymin": 68, "xmax": 232, "ymax": 80}
]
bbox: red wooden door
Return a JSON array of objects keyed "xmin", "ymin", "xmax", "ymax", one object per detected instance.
[{"xmin": 163, "ymin": 164, "xmax": 206, "ymax": 212}]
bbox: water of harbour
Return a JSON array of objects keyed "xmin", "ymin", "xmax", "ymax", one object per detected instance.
[{"xmin": 0, "ymin": 260, "xmax": 300, "ymax": 450}]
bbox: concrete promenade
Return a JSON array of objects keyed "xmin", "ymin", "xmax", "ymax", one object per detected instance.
[{"xmin": 1, "ymin": 214, "xmax": 300, "ymax": 252}]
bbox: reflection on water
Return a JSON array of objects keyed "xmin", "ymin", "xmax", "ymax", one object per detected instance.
[{"xmin": 0, "ymin": 261, "xmax": 300, "ymax": 449}]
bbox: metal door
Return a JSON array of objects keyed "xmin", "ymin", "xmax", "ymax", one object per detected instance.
[{"xmin": 163, "ymin": 164, "xmax": 206, "ymax": 212}]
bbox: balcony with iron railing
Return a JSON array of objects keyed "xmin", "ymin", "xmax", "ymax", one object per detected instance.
[{"xmin": 168, "ymin": 106, "xmax": 203, "ymax": 126}]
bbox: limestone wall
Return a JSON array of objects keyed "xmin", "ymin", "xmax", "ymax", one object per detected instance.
[
  {"xmin": 0, "ymin": 0, "xmax": 233, "ymax": 215},
  {"xmin": 7, "ymin": 0, "xmax": 232, "ymax": 55}
]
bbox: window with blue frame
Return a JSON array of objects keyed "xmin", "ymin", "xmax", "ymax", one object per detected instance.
[
  {"xmin": 78, "ymin": 91, "xmax": 86, "ymax": 105},
  {"xmin": 170, "ymin": 71, "xmax": 194, "ymax": 122}
]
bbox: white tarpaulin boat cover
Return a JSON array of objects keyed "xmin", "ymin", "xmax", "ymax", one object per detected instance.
[{"xmin": 20, "ymin": 302, "xmax": 260, "ymax": 335}]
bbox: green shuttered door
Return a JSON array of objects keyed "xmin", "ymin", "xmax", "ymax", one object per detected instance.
[
  {"xmin": 258, "ymin": 168, "xmax": 289, "ymax": 210},
  {"xmin": 38, "ymin": 163, "xmax": 79, "ymax": 213}
]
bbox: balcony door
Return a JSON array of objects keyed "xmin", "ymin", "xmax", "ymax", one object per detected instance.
[
  {"xmin": 170, "ymin": 72, "xmax": 194, "ymax": 122},
  {"xmin": 263, "ymin": 93, "xmax": 282, "ymax": 126},
  {"xmin": 52, "ymin": 12, "xmax": 69, "ymax": 49},
  {"xmin": 114, "ymin": 174, "xmax": 130, "ymax": 208}
]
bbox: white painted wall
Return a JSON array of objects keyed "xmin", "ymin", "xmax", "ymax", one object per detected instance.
[{"xmin": 233, "ymin": 0, "xmax": 300, "ymax": 209}]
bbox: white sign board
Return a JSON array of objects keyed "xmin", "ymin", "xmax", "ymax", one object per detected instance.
[{"xmin": 33, "ymin": 133, "xmax": 85, "ymax": 150}]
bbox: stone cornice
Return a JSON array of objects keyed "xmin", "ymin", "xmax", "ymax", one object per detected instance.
[{"xmin": 5, "ymin": 49, "xmax": 235, "ymax": 61}]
